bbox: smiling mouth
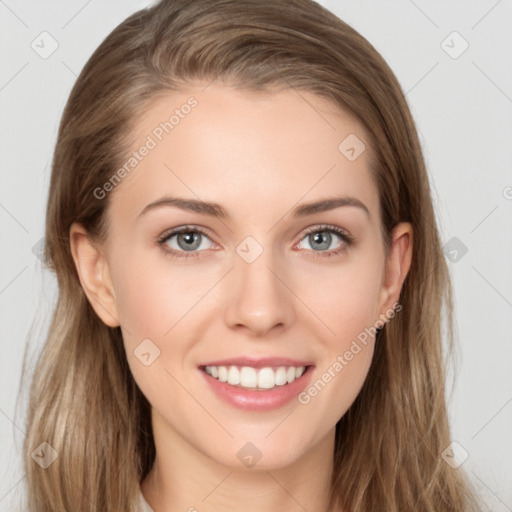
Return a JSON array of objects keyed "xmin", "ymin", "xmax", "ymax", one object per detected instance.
[{"xmin": 200, "ymin": 364, "xmax": 311, "ymax": 390}]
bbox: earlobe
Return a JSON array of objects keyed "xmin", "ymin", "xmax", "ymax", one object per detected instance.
[
  {"xmin": 69, "ymin": 222, "xmax": 120, "ymax": 328},
  {"xmin": 377, "ymin": 222, "xmax": 413, "ymax": 322}
]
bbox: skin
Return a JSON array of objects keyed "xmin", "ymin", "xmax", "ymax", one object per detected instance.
[{"xmin": 70, "ymin": 83, "xmax": 412, "ymax": 512}]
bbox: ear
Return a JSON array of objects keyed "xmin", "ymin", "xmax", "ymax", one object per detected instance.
[
  {"xmin": 376, "ymin": 222, "xmax": 413, "ymax": 322},
  {"xmin": 69, "ymin": 222, "xmax": 120, "ymax": 327}
]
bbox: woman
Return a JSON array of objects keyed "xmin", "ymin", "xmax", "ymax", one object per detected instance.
[{"xmin": 21, "ymin": 0, "xmax": 481, "ymax": 510}]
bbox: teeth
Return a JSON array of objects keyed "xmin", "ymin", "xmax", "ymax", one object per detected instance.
[
  {"xmin": 240, "ymin": 366, "xmax": 257, "ymax": 387},
  {"xmin": 227, "ymin": 366, "xmax": 240, "ymax": 385},
  {"xmin": 218, "ymin": 366, "xmax": 228, "ymax": 383},
  {"xmin": 275, "ymin": 367, "xmax": 287, "ymax": 386},
  {"xmin": 258, "ymin": 368, "xmax": 275, "ymax": 389},
  {"xmin": 204, "ymin": 365, "xmax": 307, "ymax": 389}
]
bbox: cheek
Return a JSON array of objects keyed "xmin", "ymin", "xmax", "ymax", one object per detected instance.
[
  {"xmin": 294, "ymin": 254, "xmax": 383, "ymax": 416},
  {"xmin": 110, "ymin": 249, "xmax": 210, "ymax": 340},
  {"xmin": 332, "ymin": 274, "xmax": 381, "ymax": 343},
  {"xmin": 110, "ymin": 252, "xmax": 200, "ymax": 408},
  {"xmin": 297, "ymin": 253, "xmax": 384, "ymax": 345}
]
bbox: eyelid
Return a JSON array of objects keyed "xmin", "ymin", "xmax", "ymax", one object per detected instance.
[
  {"xmin": 300, "ymin": 224, "xmax": 353, "ymax": 241},
  {"xmin": 157, "ymin": 224, "xmax": 215, "ymax": 245}
]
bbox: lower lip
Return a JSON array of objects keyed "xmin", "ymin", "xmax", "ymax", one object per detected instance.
[{"xmin": 199, "ymin": 366, "xmax": 314, "ymax": 411}]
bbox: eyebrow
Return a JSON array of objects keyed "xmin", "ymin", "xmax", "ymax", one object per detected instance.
[{"xmin": 137, "ymin": 195, "xmax": 370, "ymax": 220}]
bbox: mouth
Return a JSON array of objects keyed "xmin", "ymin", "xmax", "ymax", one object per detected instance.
[
  {"xmin": 198, "ymin": 361, "xmax": 315, "ymax": 411},
  {"xmin": 199, "ymin": 364, "xmax": 311, "ymax": 391}
]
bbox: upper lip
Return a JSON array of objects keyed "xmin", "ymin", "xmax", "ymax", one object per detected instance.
[{"xmin": 199, "ymin": 357, "xmax": 314, "ymax": 369}]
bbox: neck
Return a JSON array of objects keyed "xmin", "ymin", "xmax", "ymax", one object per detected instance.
[{"xmin": 140, "ymin": 412, "xmax": 336, "ymax": 512}]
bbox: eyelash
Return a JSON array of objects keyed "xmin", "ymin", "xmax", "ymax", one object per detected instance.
[{"xmin": 157, "ymin": 224, "xmax": 354, "ymax": 260}]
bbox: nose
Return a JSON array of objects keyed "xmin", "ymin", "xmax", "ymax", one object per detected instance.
[{"xmin": 224, "ymin": 248, "xmax": 296, "ymax": 337}]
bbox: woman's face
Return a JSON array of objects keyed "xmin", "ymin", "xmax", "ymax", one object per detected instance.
[{"xmin": 76, "ymin": 83, "xmax": 411, "ymax": 469}]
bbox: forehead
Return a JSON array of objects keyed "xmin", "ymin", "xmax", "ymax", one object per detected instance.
[{"xmin": 109, "ymin": 83, "xmax": 379, "ymax": 225}]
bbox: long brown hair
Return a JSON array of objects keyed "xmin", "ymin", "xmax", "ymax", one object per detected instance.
[{"xmin": 19, "ymin": 0, "xmax": 481, "ymax": 510}]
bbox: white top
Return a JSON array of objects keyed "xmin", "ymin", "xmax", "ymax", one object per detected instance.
[{"xmin": 138, "ymin": 487, "xmax": 155, "ymax": 512}]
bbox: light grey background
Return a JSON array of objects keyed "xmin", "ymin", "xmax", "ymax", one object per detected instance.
[{"xmin": 1, "ymin": 1, "xmax": 511, "ymax": 510}]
